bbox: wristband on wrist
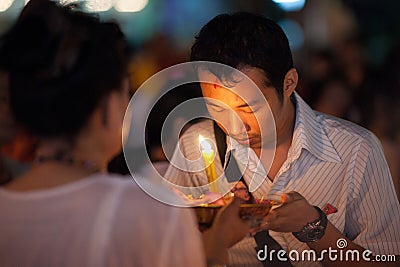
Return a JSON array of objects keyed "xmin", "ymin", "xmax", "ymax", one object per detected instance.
[{"xmin": 292, "ymin": 206, "xmax": 328, "ymax": 243}]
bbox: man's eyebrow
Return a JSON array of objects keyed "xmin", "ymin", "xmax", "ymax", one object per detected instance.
[
  {"xmin": 204, "ymin": 99, "xmax": 260, "ymax": 108},
  {"xmin": 204, "ymin": 99, "xmax": 223, "ymax": 107},
  {"xmin": 236, "ymin": 99, "xmax": 259, "ymax": 108}
]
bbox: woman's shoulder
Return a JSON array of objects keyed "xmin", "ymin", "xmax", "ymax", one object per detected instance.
[
  {"xmin": 96, "ymin": 173, "xmax": 188, "ymax": 212},
  {"xmin": 104, "ymin": 173, "xmax": 199, "ymax": 241}
]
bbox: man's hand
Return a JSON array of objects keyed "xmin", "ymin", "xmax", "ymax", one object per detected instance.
[
  {"xmin": 251, "ymin": 191, "xmax": 318, "ymax": 234},
  {"xmin": 265, "ymin": 191, "xmax": 319, "ymax": 232}
]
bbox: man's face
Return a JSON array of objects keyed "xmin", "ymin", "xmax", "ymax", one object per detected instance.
[{"xmin": 199, "ymin": 67, "xmax": 281, "ymax": 150}]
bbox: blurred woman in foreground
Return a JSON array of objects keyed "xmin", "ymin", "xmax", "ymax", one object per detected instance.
[{"xmin": 0, "ymin": 0, "xmax": 249, "ymax": 266}]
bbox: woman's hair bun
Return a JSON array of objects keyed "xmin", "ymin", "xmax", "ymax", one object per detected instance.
[{"xmin": 0, "ymin": 0, "xmax": 128, "ymax": 138}]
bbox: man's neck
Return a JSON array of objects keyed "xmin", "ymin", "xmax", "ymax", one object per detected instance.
[
  {"xmin": 276, "ymin": 98, "xmax": 296, "ymax": 147},
  {"xmin": 254, "ymin": 98, "xmax": 296, "ymax": 153},
  {"xmin": 254, "ymin": 99, "xmax": 296, "ymax": 180}
]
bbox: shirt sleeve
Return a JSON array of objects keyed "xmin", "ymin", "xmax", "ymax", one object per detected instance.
[
  {"xmin": 164, "ymin": 142, "xmax": 194, "ymax": 187},
  {"xmin": 346, "ymin": 132, "xmax": 400, "ymax": 255}
]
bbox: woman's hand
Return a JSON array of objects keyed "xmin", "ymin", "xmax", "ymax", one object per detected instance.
[{"xmin": 202, "ymin": 197, "xmax": 252, "ymax": 264}]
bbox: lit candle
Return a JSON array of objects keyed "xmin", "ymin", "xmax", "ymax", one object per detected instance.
[{"xmin": 199, "ymin": 135, "xmax": 219, "ymax": 193}]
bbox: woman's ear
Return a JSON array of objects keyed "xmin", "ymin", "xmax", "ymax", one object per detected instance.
[
  {"xmin": 88, "ymin": 94, "xmax": 110, "ymax": 130},
  {"xmin": 101, "ymin": 90, "xmax": 126, "ymax": 130},
  {"xmin": 100, "ymin": 96, "xmax": 109, "ymax": 126},
  {"xmin": 283, "ymin": 68, "xmax": 298, "ymax": 97},
  {"xmin": 91, "ymin": 90, "xmax": 125, "ymax": 132}
]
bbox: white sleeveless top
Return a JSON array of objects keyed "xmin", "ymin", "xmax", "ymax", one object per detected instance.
[{"xmin": 0, "ymin": 173, "xmax": 205, "ymax": 267}]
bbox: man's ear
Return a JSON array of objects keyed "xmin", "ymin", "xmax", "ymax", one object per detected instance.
[{"xmin": 283, "ymin": 68, "xmax": 298, "ymax": 97}]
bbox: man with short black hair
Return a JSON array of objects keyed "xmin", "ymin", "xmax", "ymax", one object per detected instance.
[{"xmin": 165, "ymin": 12, "xmax": 400, "ymax": 266}]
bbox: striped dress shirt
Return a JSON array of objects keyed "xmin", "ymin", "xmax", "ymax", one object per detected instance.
[{"xmin": 164, "ymin": 92, "xmax": 400, "ymax": 266}]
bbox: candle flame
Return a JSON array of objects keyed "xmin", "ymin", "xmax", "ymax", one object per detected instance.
[{"xmin": 199, "ymin": 134, "xmax": 213, "ymax": 152}]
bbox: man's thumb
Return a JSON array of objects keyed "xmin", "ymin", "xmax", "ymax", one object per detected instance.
[{"xmin": 281, "ymin": 191, "xmax": 303, "ymax": 203}]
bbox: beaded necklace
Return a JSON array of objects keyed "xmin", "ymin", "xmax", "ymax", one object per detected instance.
[{"xmin": 35, "ymin": 152, "xmax": 100, "ymax": 173}]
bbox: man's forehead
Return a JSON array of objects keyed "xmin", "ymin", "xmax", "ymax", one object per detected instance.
[
  {"xmin": 200, "ymin": 80, "xmax": 263, "ymax": 102},
  {"xmin": 197, "ymin": 68, "xmax": 243, "ymax": 84},
  {"xmin": 204, "ymin": 92, "xmax": 246, "ymax": 105},
  {"xmin": 203, "ymin": 88, "xmax": 263, "ymax": 110}
]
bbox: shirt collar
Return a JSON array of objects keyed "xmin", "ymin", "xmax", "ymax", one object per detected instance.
[
  {"xmin": 224, "ymin": 92, "xmax": 341, "ymax": 172},
  {"xmin": 226, "ymin": 137, "xmax": 255, "ymax": 167},
  {"xmin": 291, "ymin": 92, "xmax": 342, "ymax": 163},
  {"xmin": 226, "ymin": 137, "xmax": 268, "ymax": 191}
]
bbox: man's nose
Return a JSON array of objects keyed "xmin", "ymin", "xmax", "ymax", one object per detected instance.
[{"xmin": 228, "ymin": 111, "xmax": 245, "ymax": 135}]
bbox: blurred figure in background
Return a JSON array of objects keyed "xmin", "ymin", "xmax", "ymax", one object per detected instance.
[
  {"xmin": 303, "ymin": 36, "xmax": 400, "ymax": 202},
  {"xmin": 308, "ymin": 74, "xmax": 353, "ymax": 119}
]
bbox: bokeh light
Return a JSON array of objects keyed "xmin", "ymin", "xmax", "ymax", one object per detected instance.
[
  {"xmin": 85, "ymin": 0, "xmax": 113, "ymax": 12},
  {"xmin": 60, "ymin": 0, "xmax": 79, "ymax": 5},
  {"xmin": 272, "ymin": 0, "xmax": 306, "ymax": 12},
  {"xmin": 0, "ymin": 0, "xmax": 14, "ymax": 12},
  {"xmin": 115, "ymin": 0, "xmax": 149, "ymax": 12}
]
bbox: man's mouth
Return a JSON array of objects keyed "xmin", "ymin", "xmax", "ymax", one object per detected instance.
[{"xmin": 231, "ymin": 135, "xmax": 256, "ymax": 146}]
